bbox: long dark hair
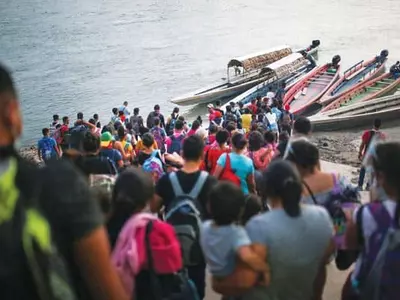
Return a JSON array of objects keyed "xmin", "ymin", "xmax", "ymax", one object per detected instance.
[
  {"xmin": 262, "ymin": 160, "xmax": 302, "ymax": 217},
  {"xmin": 372, "ymin": 142, "xmax": 400, "ymax": 224}
]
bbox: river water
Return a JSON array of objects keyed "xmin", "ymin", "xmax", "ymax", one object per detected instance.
[{"xmin": 1, "ymin": 0, "xmax": 400, "ymax": 144}]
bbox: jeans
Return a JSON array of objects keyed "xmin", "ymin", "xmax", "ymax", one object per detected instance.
[
  {"xmin": 357, "ymin": 166, "xmax": 366, "ymax": 189},
  {"xmin": 188, "ymin": 264, "xmax": 206, "ymax": 299}
]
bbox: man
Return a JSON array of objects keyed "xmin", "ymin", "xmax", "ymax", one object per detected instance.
[
  {"xmin": 119, "ymin": 101, "xmax": 130, "ymax": 117},
  {"xmin": 266, "ymin": 87, "xmax": 276, "ymax": 106},
  {"xmin": 93, "ymin": 113, "xmax": 101, "ymax": 128},
  {"xmin": 280, "ymin": 104, "xmax": 294, "ymax": 135},
  {"xmin": 358, "ymin": 118, "xmax": 386, "ymax": 190},
  {"xmin": 150, "ymin": 117, "xmax": 167, "ymax": 154},
  {"xmin": 37, "ymin": 128, "xmax": 60, "ymax": 162},
  {"xmin": 283, "ymin": 116, "xmax": 312, "ymax": 158},
  {"xmin": 49, "ymin": 114, "xmax": 60, "ymax": 136},
  {"xmin": 129, "ymin": 107, "xmax": 143, "ymax": 138},
  {"xmin": 154, "ymin": 135, "xmax": 218, "ymax": 299},
  {"xmin": 166, "ymin": 107, "xmax": 180, "ymax": 136},
  {"xmin": 214, "ymin": 100, "xmax": 225, "ymax": 116},
  {"xmin": 275, "ymin": 81, "xmax": 286, "ymax": 102},
  {"xmin": 229, "ymin": 101, "xmax": 242, "ymax": 120},
  {"xmin": 0, "ymin": 63, "xmax": 128, "ymax": 300},
  {"xmin": 99, "ymin": 132, "xmax": 124, "ymax": 168},
  {"xmin": 147, "ymin": 104, "xmax": 166, "ymax": 129},
  {"xmin": 74, "ymin": 112, "xmax": 84, "ymax": 126},
  {"xmin": 241, "ymin": 108, "xmax": 252, "ymax": 133},
  {"xmin": 248, "ymin": 98, "xmax": 258, "ymax": 115},
  {"xmin": 59, "ymin": 116, "xmax": 70, "ymax": 151}
]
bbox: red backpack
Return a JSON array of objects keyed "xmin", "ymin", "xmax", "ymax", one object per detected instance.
[{"xmin": 220, "ymin": 153, "xmax": 241, "ymax": 186}]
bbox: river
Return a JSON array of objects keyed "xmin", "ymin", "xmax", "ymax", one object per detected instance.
[{"xmin": 1, "ymin": 0, "xmax": 400, "ymax": 144}]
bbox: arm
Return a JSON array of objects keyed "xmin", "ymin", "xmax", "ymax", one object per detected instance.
[
  {"xmin": 74, "ymin": 227, "xmax": 129, "ymax": 300},
  {"xmin": 358, "ymin": 141, "xmax": 366, "ymax": 160},
  {"xmin": 237, "ymin": 244, "xmax": 269, "ymax": 272},
  {"xmin": 213, "ymin": 154, "xmax": 226, "ymax": 179},
  {"xmin": 246, "ymin": 173, "xmax": 256, "ymax": 194},
  {"xmin": 114, "ymin": 141, "xmax": 131, "ymax": 161},
  {"xmin": 312, "ymin": 238, "xmax": 335, "ymax": 300},
  {"xmin": 38, "ymin": 148, "xmax": 42, "ymax": 161}
]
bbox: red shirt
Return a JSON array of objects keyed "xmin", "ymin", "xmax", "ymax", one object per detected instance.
[
  {"xmin": 361, "ymin": 129, "xmax": 386, "ymax": 155},
  {"xmin": 205, "ymin": 145, "xmax": 230, "ymax": 174},
  {"xmin": 248, "ymin": 104, "xmax": 258, "ymax": 115},
  {"xmin": 60, "ymin": 125, "xmax": 69, "ymax": 144}
]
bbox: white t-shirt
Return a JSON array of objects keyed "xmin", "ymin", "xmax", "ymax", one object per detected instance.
[{"xmin": 266, "ymin": 91, "xmax": 275, "ymax": 105}]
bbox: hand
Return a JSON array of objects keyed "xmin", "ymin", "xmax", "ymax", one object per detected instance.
[{"xmin": 358, "ymin": 154, "xmax": 363, "ymax": 161}]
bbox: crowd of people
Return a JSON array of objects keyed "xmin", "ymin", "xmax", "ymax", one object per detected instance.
[{"xmin": 2, "ymin": 58, "xmax": 400, "ymax": 300}]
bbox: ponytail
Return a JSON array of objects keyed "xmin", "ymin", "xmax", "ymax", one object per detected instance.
[{"xmin": 281, "ymin": 179, "xmax": 302, "ymax": 217}]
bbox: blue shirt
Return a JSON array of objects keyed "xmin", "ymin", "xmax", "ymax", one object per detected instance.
[
  {"xmin": 200, "ymin": 220, "xmax": 251, "ymax": 277},
  {"xmin": 100, "ymin": 148, "xmax": 122, "ymax": 166},
  {"xmin": 243, "ymin": 206, "xmax": 333, "ymax": 300},
  {"xmin": 37, "ymin": 136, "xmax": 57, "ymax": 160},
  {"xmin": 217, "ymin": 152, "xmax": 254, "ymax": 194}
]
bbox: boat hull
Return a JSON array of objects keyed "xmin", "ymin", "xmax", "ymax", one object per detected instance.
[
  {"xmin": 320, "ymin": 73, "xmax": 400, "ymax": 113},
  {"xmin": 319, "ymin": 56, "xmax": 387, "ymax": 106},
  {"xmin": 310, "ymin": 94, "xmax": 400, "ymax": 132},
  {"xmin": 284, "ymin": 64, "xmax": 340, "ymax": 115}
]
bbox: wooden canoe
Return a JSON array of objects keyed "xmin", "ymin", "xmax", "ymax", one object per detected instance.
[
  {"xmin": 319, "ymin": 52, "xmax": 388, "ymax": 106},
  {"xmin": 283, "ymin": 59, "xmax": 340, "ymax": 115},
  {"xmin": 320, "ymin": 72, "xmax": 400, "ymax": 113}
]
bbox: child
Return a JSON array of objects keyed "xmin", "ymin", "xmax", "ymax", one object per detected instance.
[
  {"xmin": 241, "ymin": 194, "xmax": 263, "ymax": 225},
  {"xmin": 200, "ymin": 182, "xmax": 270, "ymax": 297}
]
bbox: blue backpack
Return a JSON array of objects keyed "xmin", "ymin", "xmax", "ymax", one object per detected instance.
[
  {"xmin": 167, "ymin": 135, "xmax": 185, "ymax": 154},
  {"xmin": 355, "ymin": 202, "xmax": 400, "ymax": 300},
  {"xmin": 142, "ymin": 150, "xmax": 164, "ymax": 182}
]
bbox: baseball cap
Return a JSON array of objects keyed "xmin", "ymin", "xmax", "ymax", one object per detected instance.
[{"xmin": 100, "ymin": 132, "xmax": 115, "ymax": 148}]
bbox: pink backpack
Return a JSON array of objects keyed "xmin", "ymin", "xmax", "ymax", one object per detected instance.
[{"xmin": 112, "ymin": 213, "xmax": 182, "ymax": 295}]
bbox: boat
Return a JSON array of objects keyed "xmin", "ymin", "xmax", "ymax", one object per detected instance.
[
  {"xmin": 170, "ymin": 41, "xmax": 320, "ymax": 106},
  {"xmin": 319, "ymin": 50, "xmax": 388, "ymax": 106},
  {"xmin": 310, "ymin": 94, "xmax": 400, "ymax": 132},
  {"xmin": 283, "ymin": 55, "xmax": 341, "ymax": 115},
  {"xmin": 225, "ymin": 53, "xmax": 317, "ymax": 107},
  {"xmin": 320, "ymin": 68, "xmax": 400, "ymax": 113}
]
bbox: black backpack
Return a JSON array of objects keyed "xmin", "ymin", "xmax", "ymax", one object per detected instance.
[
  {"xmin": 164, "ymin": 172, "xmax": 207, "ymax": 267},
  {"xmin": 0, "ymin": 157, "xmax": 77, "ymax": 300}
]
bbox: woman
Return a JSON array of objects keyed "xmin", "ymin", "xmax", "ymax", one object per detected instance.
[
  {"xmin": 187, "ymin": 120, "xmax": 200, "ymax": 137},
  {"xmin": 214, "ymin": 133, "xmax": 256, "ymax": 194},
  {"xmin": 285, "ymin": 139, "xmax": 351, "ymax": 206},
  {"xmin": 248, "ymin": 131, "xmax": 272, "ymax": 171},
  {"xmin": 343, "ymin": 142, "xmax": 400, "ymax": 300},
  {"xmin": 204, "ymin": 129, "xmax": 230, "ymax": 174},
  {"xmin": 244, "ymin": 160, "xmax": 334, "ymax": 300}
]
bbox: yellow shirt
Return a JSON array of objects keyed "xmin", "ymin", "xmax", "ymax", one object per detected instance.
[
  {"xmin": 136, "ymin": 139, "xmax": 158, "ymax": 152},
  {"xmin": 241, "ymin": 114, "xmax": 252, "ymax": 132}
]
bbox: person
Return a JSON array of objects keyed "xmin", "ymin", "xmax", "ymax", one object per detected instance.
[
  {"xmin": 247, "ymin": 131, "xmax": 272, "ymax": 171},
  {"xmin": 207, "ymin": 124, "xmax": 218, "ymax": 145},
  {"xmin": 93, "ymin": 113, "xmax": 101, "ymax": 128},
  {"xmin": 215, "ymin": 100, "xmax": 225, "ymax": 116},
  {"xmin": 75, "ymin": 131, "xmax": 118, "ymax": 176},
  {"xmin": 205, "ymin": 129, "xmax": 230, "ymax": 174},
  {"xmin": 88, "ymin": 118, "xmax": 101, "ymax": 136},
  {"xmin": 270, "ymin": 100, "xmax": 282, "ymax": 123},
  {"xmin": 188, "ymin": 120, "xmax": 201, "ymax": 137},
  {"xmin": 223, "ymin": 105, "xmax": 238, "ymax": 128},
  {"xmin": 275, "ymin": 82, "xmax": 286, "ymax": 102},
  {"xmin": 389, "ymin": 61, "xmax": 400, "ymax": 78},
  {"xmin": 178, "ymin": 115, "xmax": 190, "ymax": 133},
  {"xmin": 244, "ymin": 160, "xmax": 334, "ymax": 300},
  {"xmin": 100, "ymin": 132, "xmax": 124, "ymax": 169},
  {"xmin": 272, "ymin": 131, "xmax": 289, "ymax": 159},
  {"xmin": 150, "ymin": 117, "xmax": 167, "ymax": 154},
  {"xmin": 283, "ymin": 116, "xmax": 312, "ymax": 158},
  {"xmin": 147, "ymin": 104, "xmax": 166, "ymax": 129},
  {"xmin": 166, "ymin": 107, "xmax": 180, "ymax": 136},
  {"xmin": 166, "ymin": 120, "xmax": 186, "ymax": 154},
  {"xmin": 111, "ymin": 107, "xmax": 120, "ymax": 124},
  {"xmin": 59, "ymin": 115, "xmax": 70, "ymax": 151},
  {"xmin": 115, "ymin": 126, "xmax": 135, "ymax": 163},
  {"xmin": 214, "ymin": 133, "xmax": 256, "ymax": 194},
  {"xmin": 108, "ymin": 168, "xmax": 195, "ymax": 300},
  {"xmin": 49, "ymin": 114, "xmax": 60, "ymax": 136},
  {"xmin": 200, "ymin": 182, "xmax": 270, "ymax": 297},
  {"xmin": 266, "ymin": 87, "xmax": 275, "ymax": 106},
  {"xmin": 208, "ymin": 104, "xmax": 222, "ymax": 126},
  {"xmin": 129, "ymin": 107, "xmax": 143, "ymax": 138},
  {"xmin": 196, "ymin": 127, "xmax": 208, "ymax": 143},
  {"xmin": 238, "ymin": 102, "xmax": 246, "ymax": 115},
  {"xmin": 248, "ymin": 99, "xmax": 258, "ymax": 115},
  {"xmin": 37, "ymin": 127, "xmax": 60, "ymax": 162},
  {"xmin": 137, "ymin": 133, "xmax": 164, "ymax": 167},
  {"xmin": 343, "ymin": 142, "xmax": 400, "ymax": 299},
  {"xmin": 119, "ymin": 101, "xmax": 130, "ymax": 117},
  {"xmin": 280, "ymin": 104, "xmax": 294, "ymax": 135},
  {"xmin": 118, "ymin": 110, "xmax": 126, "ymax": 124},
  {"xmin": 0, "ymin": 62, "xmax": 128, "ymax": 300},
  {"xmin": 264, "ymin": 108, "xmax": 278, "ymax": 133},
  {"xmin": 154, "ymin": 135, "xmax": 218, "ymax": 299},
  {"xmin": 241, "ymin": 108, "xmax": 252, "ymax": 133},
  {"xmin": 357, "ymin": 118, "xmax": 386, "ymax": 190}
]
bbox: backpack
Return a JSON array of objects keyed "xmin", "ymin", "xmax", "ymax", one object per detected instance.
[
  {"xmin": 0, "ymin": 157, "xmax": 77, "ymax": 300},
  {"xmin": 223, "ymin": 112, "xmax": 237, "ymax": 128},
  {"xmin": 165, "ymin": 172, "xmax": 208, "ymax": 267},
  {"xmin": 220, "ymin": 154, "xmax": 241, "ymax": 186},
  {"xmin": 142, "ymin": 150, "xmax": 164, "ymax": 183},
  {"xmin": 167, "ymin": 115, "xmax": 178, "ymax": 136},
  {"xmin": 280, "ymin": 111, "xmax": 292, "ymax": 126},
  {"xmin": 151, "ymin": 127, "xmax": 166, "ymax": 153},
  {"xmin": 356, "ymin": 202, "xmax": 400, "ymax": 300},
  {"xmin": 167, "ymin": 135, "xmax": 185, "ymax": 154},
  {"xmin": 130, "ymin": 115, "xmax": 141, "ymax": 135}
]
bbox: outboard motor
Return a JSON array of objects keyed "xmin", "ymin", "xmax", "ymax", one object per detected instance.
[
  {"xmin": 332, "ymin": 55, "xmax": 341, "ymax": 68},
  {"xmin": 311, "ymin": 40, "xmax": 320, "ymax": 48},
  {"xmin": 380, "ymin": 49, "xmax": 389, "ymax": 58}
]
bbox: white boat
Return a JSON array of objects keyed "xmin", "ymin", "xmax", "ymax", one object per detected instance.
[
  {"xmin": 225, "ymin": 53, "xmax": 317, "ymax": 108},
  {"xmin": 170, "ymin": 41, "xmax": 320, "ymax": 106}
]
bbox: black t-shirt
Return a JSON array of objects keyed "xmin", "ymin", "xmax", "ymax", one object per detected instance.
[
  {"xmin": 75, "ymin": 154, "xmax": 117, "ymax": 176},
  {"xmin": 156, "ymin": 170, "xmax": 217, "ymax": 219},
  {"xmin": 39, "ymin": 159, "xmax": 103, "ymax": 300}
]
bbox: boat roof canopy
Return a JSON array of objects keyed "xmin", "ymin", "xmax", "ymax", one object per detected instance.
[
  {"xmin": 258, "ymin": 53, "xmax": 309, "ymax": 78},
  {"xmin": 227, "ymin": 46, "xmax": 292, "ymax": 72}
]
